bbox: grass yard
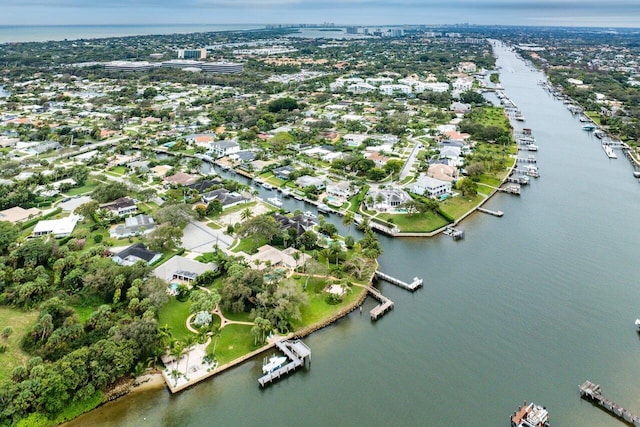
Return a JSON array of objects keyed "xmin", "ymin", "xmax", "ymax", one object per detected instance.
[
  {"xmin": 378, "ymin": 211, "xmax": 450, "ymax": 233},
  {"xmin": 66, "ymin": 179, "xmax": 99, "ymax": 196},
  {"xmin": 584, "ymin": 111, "xmax": 602, "ymax": 125},
  {"xmin": 258, "ymin": 172, "xmax": 284, "ymax": 187},
  {"xmin": 477, "ymin": 184, "xmax": 495, "ymax": 196},
  {"xmin": 231, "ymin": 237, "xmax": 267, "ymax": 254},
  {"xmin": 108, "ymin": 166, "xmax": 127, "ymax": 176},
  {"xmin": 0, "ymin": 307, "xmax": 38, "ymax": 381},
  {"xmin": 470, "ymin": 106, "xmax": 512, "ymax": 132},
  {"xmin": 440, "ymin": 194, "xmax": 486, "ymax": 220},
  {"xmin": 158, "ymin": 297, "xmax": 194, "ymax": 343},
  {"xmin": 208, "ymin": 324, "xmax": 254, "ymax": 365}
]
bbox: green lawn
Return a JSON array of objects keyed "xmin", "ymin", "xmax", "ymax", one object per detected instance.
[
  {"xmin": 231, "ymin": 237, "xmax": 267, "ymax": 254},
  {"xmin": 158, "ymin": 297, "xmax": 194, "ymax": 343},
  {"xmin": 66, "ymin": 179, "xmax": 99, "ymax": 196},
  {"xmin": 108, "ymin": 166, "xmax": 127, "ymax": 176},
  {"xmin": 291, "ymin": 279, "xmax": 367, "ymax": 328},
  {"xmin": 208, "ymin": 324, "xmax": 255, "ymax": 365},
  {"xmin": 440, "ymin": 194, "xmax": 485, "ymax": 220},
  {"xmin": 378, "ymin": 211, "xmax": 450, "ymax": 233},
  {"xmin": 477, "ymin": 184, "xmax": 495, "ymax": 196},
  {"xmin": 477, "ymin": 175, "xmax": 502, "ymax": 187},
  {"xmin": 584, "ymin": 111, "xmax": 602, "ymax": 125},
  {"xmin": 470, "ymin": 106, "xmax": 512, "ymax": 132},
  {"xmin": 258, "ymin": 172, "xmax": 284, "ymax": 187},
  {"xmin": 0, "ymin": 307, "xmax": 38, "ymax": 381}
]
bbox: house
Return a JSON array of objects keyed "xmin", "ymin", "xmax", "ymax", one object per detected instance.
[
  {"xmin": 408, "ymin": 175, "xmax": 452, "ymax": 198},
  {"xmin": 0, "ymin": 206, "xmax": 41, "ymax": 224},
  {"xmin": 458, "ymin": 62, "xmax": 477, "ymax": 73},
  {"xmin": 151, "ymin": 165, "xmax": 172, "ymax": 178},
  {"xmin": 33, "ymin": 215, "xmax": 81, "ymax": 238},
  {"xmin": 164, "ymin": 172, "xmax": 199, "ymax": 186},
  {"xmin": 365, "ymin": 188, "xmax": 411, "ymax": 211},
  {"xmin": 110, "ymin": 214, "xmax": 156, "ymax": 238},
  {"xmin": 296, "ymin": 175, "xmax": 326, "ymax": 190},
  {"xmin": 201, "ymin": 188, "xmax": 248, "ymax": 209},
  {"xmin": 248, "ymin": 245, "xmax": 308, "ymax": 271},
  {"xmin": 273, "ymin": 213, "xmax": 315, "ymax": 235},
  {"xmin": 452, "ymin": 77, "xmax": 473, "ymax": 92},
  {"xmin": 186, "ymin": 179, "xmax": 222, "ymax": 194},
  {"xmin": 111, "ymin": 243, "xmax": 161, "ymax": 266},
  {"xmin": 127, "ymin": 160, "xmax": 150, "ymax": 172},
  {"xmin": 365, "ymin": 151, "xmax": 390, "ymax": 167},
  {"xmin": 343, "ymin": 133, "xmax": 368, "ymax": 147},
  {"xmin": 273, "ymin": 165, "xmax": 296, "ymax": 180},
  {"xmin": 209, "ymin": 139, "xmax": 240, "ymax": 158},
  {"xmin": 100, "ymin": 197, "xmax": 137, "ymax": 216},
  {"xmin": 427, "ymin": 164, "xmax": 459, "ymax": 182},
  {"xmin": 326, "ymin": 180, "xmax": 358, "ymax": 199},
  {"xmin": 228, "ymin": 150, "xmax": 256, "ymax": 163},
  {"xmin": 153, "ymin": 255, "xmax": 218, "ymax": 283}
]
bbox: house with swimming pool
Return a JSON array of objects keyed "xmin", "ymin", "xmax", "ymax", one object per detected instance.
[{"xmin": 153, "ymin": 256, "xmax": 218, "ymax": 284}]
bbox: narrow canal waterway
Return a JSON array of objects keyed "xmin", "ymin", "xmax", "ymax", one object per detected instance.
[{"xmin": 69, "ymin": 42, "xmax": 640, "ymax": 427}]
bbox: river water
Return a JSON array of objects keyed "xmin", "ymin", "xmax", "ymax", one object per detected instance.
[{"xmin": 68, "ymin": 42, "xmax": 640, "ymax": 427}]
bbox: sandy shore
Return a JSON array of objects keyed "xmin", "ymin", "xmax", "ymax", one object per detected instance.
[{"xmin": 130, "ymin": 373, "xmax": 166, "ymax": 393}]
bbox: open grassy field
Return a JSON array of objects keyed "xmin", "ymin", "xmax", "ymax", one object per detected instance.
[
  {"xmin": 378, "ymin": 211, "xmax": 450, "ymax": 232},
  {"xmin": 66, "ymin": 179, "xmax": 99, "ymax": 196},
  {"xmin": 209, "ymin": 324, "xmax": 255, "ymax": 365},
  {"xmin": 470, "ymin": 106, "xmax": 512, "ymax": 131},
  {"xmin": 440, "ymin": 194, "xmax": 486, "ymax": 219},
  {"xmin": 0, "ymin": 307, "xmax": 38, "ymax": 381},
  {"xmin": 158, "ymin": 297, "xmax": 193, "ymax": 343}
]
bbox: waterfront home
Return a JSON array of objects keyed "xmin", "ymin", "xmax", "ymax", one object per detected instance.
[
  {"xmin": 32, "ymin": 215, "xmax": 81, "ymax": 238},
  {"xmin": 100, "ymin": 197, "xmax": 137, "ymax": 217},
  {"xmin": 0, "ymin": 206, "xmax": 41, "ymax": 224},
  {"xmin": 326, "ymin": 180, "xmax": 358, "ymax": 199},
  {"xmin": 111, "ymin": 243, "xmax": 161, "ymax": 266},
  {"xmin": 273, "ymin": 165, "xmax": 296, "ymax": 180},
  {"xmin": 209, "ymin": 139, "xmax": 240, "ymax": 158},
  {"xmin": 201, "ymin": 188, "xmax": 248, "ymax": 209},
  {"xmin": 186, "ymin": 179, "xmax": 222, "ymax": 194},
  {"xmin": 153, "ymin": 256, "xmax": 218, "ymax": 284},
  {"xmin": 164, "ymin": 172, "xmax": 199, "ymax": 186},
  {"xmin": 365, "ymin": 187, "xmax": 411, "ymax": 212},
  {"xmin": 296, "ymin": 175, "xmax": 326, "ymax": 190},
  {"xmin": 408, "ymin": 175, "xmax": 452, "ymax": 198},
  {"xmin": 248, "ymin": 245, "xmax": 309, "ymax": 272},
  {"xmin": 110, "ymin": 214, "xmax": 156, "ymax": 238},
  {"xmin": 427, "ymin": 164, "xmax": 459, "ymax": 182},
  {"xmin": 273, "ymin": 213, "xmax": 315, "ymax": 235}
]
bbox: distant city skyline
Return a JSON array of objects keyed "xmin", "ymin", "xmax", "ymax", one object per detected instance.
[{"xmin": 2, "ymin": 0, "xmax": 639, "ymax": 28}]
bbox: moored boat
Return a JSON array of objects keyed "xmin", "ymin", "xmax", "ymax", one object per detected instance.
[
  {"xmin": 511, "ymin": 402, "xmax": 550, "ymax": 427},
  {"xmin": 262, "ymin": 355, "xmax": 288, "ymax": 374},
  {"xmin": 582, "ymin": 123, "xmax": 596, "ymax": 131},
  {"xmin": 602, "ymin": 144, "xmax": 617, "ymax": 159},
  {"xmin": 267, "ymin": 196, "xmax": 282, "ymax": 207}
]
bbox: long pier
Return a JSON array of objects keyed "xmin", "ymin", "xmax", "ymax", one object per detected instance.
[
  {"xmin": 366, "ymin": 286, "xmax": 394, "ymax": 320},
  {"xmin": 579, "ymin": 380, "xmax": 640, "ymax": 426},
  {"xmin": 477, "ymin": 207, "xmax": 504, "ymax": 217},
  {"xmin": 375, "ymin": 271, "xmax": 423, "ymax": 291},
  {"xmin": 258, "ymin": 340, "xmax": 311, "ymax": 388}
]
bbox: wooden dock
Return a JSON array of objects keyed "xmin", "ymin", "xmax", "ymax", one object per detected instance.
[
  {"xmin": 477, "ymin": 207, "xmax": 504, "ymax": 217},
  {"xmin": 579, "ymin": 380, "xmax": 640, "ymax": 426},
  {"xmin": 516, "ymin": 157, "xmax": 537, "ymax": 163},
  {"xmin": 366, "ymin": 286, "xmax": 394, "ymax": 320},
  {"xmin": 258, "ymin": 340, "xmax": 311, "ymax": 388},
  {"xmin": 375, "ymin": 271, "xmax": 423, "ymax": 291},
  {"xmin": 498, "ymin": 185, "xmax": 521, "ymax": 195}
]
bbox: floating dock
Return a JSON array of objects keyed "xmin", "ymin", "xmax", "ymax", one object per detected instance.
[
  {"xmin": 579, "ymin": 380, "xmax": 640, "ymax": 426},
  {"xmin": 477, "ymin": 207, "xmax": 504, "ymax": 217},
  {"xmin": 366, "ymin": 286, "xmax": 394, "ymax": 320},
  {"xmin": 375, "ymin": 271, "xmax": 423, "ymax": 291},
  {"xmin": 258, "ymin": 340, "xmax": 311, "ymax": 388}
]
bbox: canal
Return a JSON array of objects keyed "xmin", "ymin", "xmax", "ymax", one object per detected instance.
[{"xmin": 68, "ymin": 42, "xmax": 640, "ymax": 427}]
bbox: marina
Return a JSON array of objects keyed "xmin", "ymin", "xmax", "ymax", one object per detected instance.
[
  {"xmin": 258, "ymin": 340, "xmax": 312, "ymax": 388},
  {"xmin": 579, "ymin": 381, "xmax": 640, "ymax": 426}
]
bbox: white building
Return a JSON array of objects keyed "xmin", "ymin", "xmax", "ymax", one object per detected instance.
[
  {"xmin": 326, "ymin": 181, "xmax": 358, "ymax": 198},
  {"xmin": 452, "ymin": 77, "xmax": 474, "ymax": 92},
  {"xmin": 209, "ymin": 139, "xmax": 240, "ymax": 158},
  {"xmin": 408, "ymin": 175, "xmax": 452, "ymax": 198},
  {"xmin": 347, "ymin": 82, "xmax": 376, "ymax": 94},
  {"xmin": 33, "ymin": 215, "xmax": 81, "ymax": 238},
  {"xmin": 379, "ymin": 84, "xmax": 412, "ymax": 96}
]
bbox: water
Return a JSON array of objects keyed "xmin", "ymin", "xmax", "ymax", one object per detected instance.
[
  {"xmin": 0, "ymin": 86, "xmax": 8, "ymax": 98},
  {"xmin": 0, "ymin": 24, "xmax": 265, "ymax": 44},
  {"xmin": 69, "ymin": 43, "xmax": 640, "ymax": 426}
]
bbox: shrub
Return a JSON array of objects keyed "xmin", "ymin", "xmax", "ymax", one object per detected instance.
[{"xmin": 93, "ymin": 234, "xmax": 103, "ymax": 243}]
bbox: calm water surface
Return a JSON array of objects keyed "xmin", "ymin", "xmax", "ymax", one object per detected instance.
[{"xmin": 69, "ymin": 42, "xmax": 640, "ymax": 427}]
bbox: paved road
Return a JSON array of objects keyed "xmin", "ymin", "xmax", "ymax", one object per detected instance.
[{"xmin": 399, "ymin": 138, "xmax": 422, "ymax": 181}]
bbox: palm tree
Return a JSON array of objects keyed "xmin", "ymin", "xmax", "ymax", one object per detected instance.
[
  {"xmin": 182, "ymin": 335, "xmax": 197, "ymax": 377},
  {"xmin": 342, "ymin": 212, "xmax": 354, "ymax": 235},
  {"xmin": 240, "ymin": 207, "xmax": 253, "ymax": 222}
]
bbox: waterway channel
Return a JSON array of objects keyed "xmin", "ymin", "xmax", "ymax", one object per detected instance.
[{"xmin": 68, "ymin": 41, "xmax": 640, "ymax": 427}]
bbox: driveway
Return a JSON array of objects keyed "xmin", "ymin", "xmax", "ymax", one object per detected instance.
[{"xmin": 182, "ymin": 220, "xmax": 233, "ymax": 253}]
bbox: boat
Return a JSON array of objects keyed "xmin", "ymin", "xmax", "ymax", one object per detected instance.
[
  {"xmin": 582, "ymin": 123, "xmax": 596, "ymax": 131},
  {"xmin": 317, "ymin": 204, "xmax": 331, "ymax": 213},
  {"xmin": 525, "ymin": 165, "xmax": 540, "ymax": 178},
  {"xmin": 262, "ymin": 355, "xmax": 288, "ymax": 374},
  {"xmin": 515, "ymin": 111, "xmax": 525, "ymax": 121},
  {"xmin": 602, "ymin": 144, "xmax": 617, "ymax": 159},
  {"xmin": 579, "ymin": 115, "xmax": 590, "ymax": 122},
  {"xmin": 262, "ymin": 183, "xmax": 274, "ymax": 190},
  {"xmin": 633, "ymin": 171, "xmax": 640, "ymax": 178},
  {"xmin": 303, "ymin": 211, "xmax": 317, "ymax": 220},
  {"xmin": 594, "ymin": 130, "xmax": 605, "ymax": 139},
  {"xmin": 526, "ymin": 144, "xmax": 538, "ymax": 152},
  {"xmin": 511, "ymin": 402, "xmax": 550, "ymax": 427},
  {"xmin": 267, "ymin": 196, "xmax": 282, "ymax": 207},
  {"xmin": 635, "ymin": 318, "xmax": 640, "ymax": 330}
]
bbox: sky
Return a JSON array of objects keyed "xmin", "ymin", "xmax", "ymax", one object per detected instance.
[{"xmin": 1, "ymin": 0, "xmax": 639, "ymax": 28}]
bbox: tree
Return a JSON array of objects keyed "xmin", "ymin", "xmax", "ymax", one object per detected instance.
[
  {"xmin": 457, "ymin": 178, "xmax": 478, "ymax": 197},
  {"xmin": 1, "ymin": 326, "xmax": 13, "ymax": 341},
  {"xmin": 466, "ymin": 162, "xmax": 485, "ymax": 178},
  {"xmin": 91, "ymin": 182, "xmax": 128, "ymax": 203},
  {"xmin": 0, "ymin": 221, "xmax": 18, "ymax": 254},
  {"xmin": 206, "ymin": 200, "xmax": 223, "ymax": 216},
  {"xmin": 74, "ymin": 200, "xmax": 100, "ymax": 219},
  {"xmin": 143, "ymin": 87, "xmax": 158, "ymax": 99},
  {"xmin": 270, "ymin": 132, "xmax": 294, "ymax": 152},
  {"xmin": 240, "ymin": 207, "xmax": 253, "ymax": 222},
  {"xmin": 268, "ymin": 97, "xmax": 299, "ymax": 113},
  {"xmin": 194, "ymin": 204, "xmax": 207, "ymax": 220},
  {"xmin": 236, "ymin": 215, "xmax": 280, "ymax": 246},
  {"xmin": 342, "ymin": 212, "xmax": 354, "ymax": 235},
  {"xmin": 189, "ymin": 289, "xmax": 221, "ymax": 314},
  {"xmin": 147, "ymin": 224, "xmax": 183, "ymax": 252},
  {"xmin": 154, "ymin": 203, "xmax": 195, "ymax": 229}
]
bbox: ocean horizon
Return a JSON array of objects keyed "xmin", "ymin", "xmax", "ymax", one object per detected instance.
[{"xmin": 0, "ymin": 24, "xmax": 266, "ymax": 44}]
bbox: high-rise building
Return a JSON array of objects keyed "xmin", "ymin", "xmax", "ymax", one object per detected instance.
[
  {"xmin": 177, "ymin": 49, "xmax": 207, "ymax": 60},
  {"xmin": 346, "ymin": 26, "xmax": 359, "ymax": 34}
]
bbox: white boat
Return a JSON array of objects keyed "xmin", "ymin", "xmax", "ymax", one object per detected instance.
[
  {"xmin": 262, "ymin": 355, "xmax": 288, "ymax": 374},
  {"xmin": 317, "ymin": 204, "xmax": 331, "ymax": 213},
  {"xmin": 635, "ymin": 319, "xmax": 640, "ymax": 330},
  {"xmin": 602, "ymin": 144, "xmax": 617, "ymax": 159},
  {"xmin": 267, "ymin": 196, "xmax": 282, "ymax": 207},
  {"xmin": 303, "ymin": 211, "xmax": 317, "ymax": 220},
  {"xmin": 262, "ymin": 183, "xmax": 274, "ymax": 190}
]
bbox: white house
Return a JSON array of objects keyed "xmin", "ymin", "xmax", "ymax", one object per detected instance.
[
  {"xmin": 296, "ymin": 175, "xmax": 326, "ymax": 190},
  {"xmin": 365, "ymin": 188, "xmax": 411, "ymax": 211},
  {"xmin": 326, "ymin": 180, "xmax": 358, "ymax": 198},
  {"xmin": 33, "ymin": 215, "xmax": 81, "ymax": 238},
  {"xmin": 408, "ymin": 175, "xmax": 452, "ymax": 198},
  {"xmin": 452, "ymin": 77, "xmax": 473, "ymax": 92},
  {"xmin": 209, "ymin": 139, "xmax": 240, "ymax": 158},
  {"xmin": 379, "ymin": 84, "xmax": 412, "ymax": 96}
]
